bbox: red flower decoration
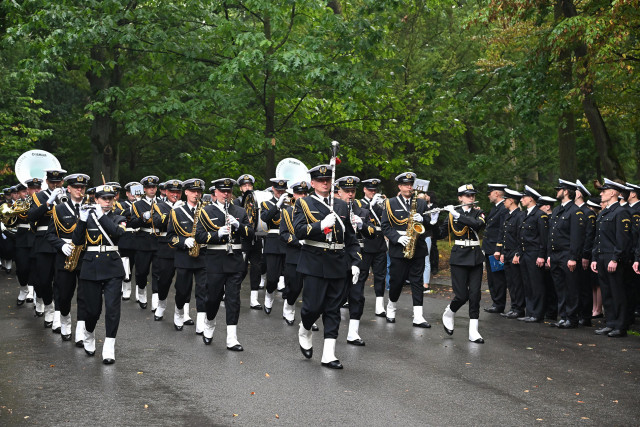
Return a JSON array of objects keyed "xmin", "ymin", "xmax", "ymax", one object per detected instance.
[
  {"xmin": 323, "ymin": 227, "xmax": 331, "ymax": 235},
  {"xmin": 335, "ymin": 157, "xmax": 342, "ymax": 165}
]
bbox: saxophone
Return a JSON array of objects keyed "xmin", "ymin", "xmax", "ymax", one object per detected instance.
[
  {"xmin": 403, "ymin": 190, "xmax": 425, "ymax": 259},
  {"xmin": 188, "ymin": 201, "xmax": 204, "ymax": 258},
  {"xmin": 64, "ymin": 242, "xmax": 84, "ymax": 271}
]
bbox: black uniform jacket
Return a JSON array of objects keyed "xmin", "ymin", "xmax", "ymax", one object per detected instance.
[
  {"xmin": 350, "ymin": 200, "xmax": 376, "ymax": 254},
  {"xmin": 280, "ymin": 204, "xmax": 302, "ymax": 265},
  {"xmin": 167, "ymin": 202, "xmax": 207, "ymax": 269},
  {"xmin": 260, "ymin": 196, "xmax": 286, "ymax": 255},
  {"xmin": 579, "ymin": 203, "xmax": 596, "ymax": 261},
  {"xmin": 547, "ymin": 200, "xmax": 585, "ymax": 261},
  {"xmin": 13, "ymin": 201, "xmax": 34, "ymax": 248},
  {"xmin": 440, "ymin": 206, "xmax": 486, "ymax": 267},
  {"xmin": 46, "ymin": 201, "xmax": 83, "ymax": 270},
  {"xmin": 116, "ymin": 200, "xmax": 136, "ymax": 251},
  {"xmin": 517, "ymin": 206, "xmax": 548, "ymax": 259},
  {"xmin": 129, "ymin": 197, "xmax": 166, "ymax": 251},
  {"xmin": 195, "ymin": 201, "xmax": 254, "ymax": 273},
  {"xmin": 381, "ymin": 195, "xmax": 433, "ymax": 259},
  {"xmin": 293, "ymin": 195, "xmax": 360, "ymax": 279},
  {"xmin": 27, "ymin": 189, "xmax": 57, "ymax": 253},
  {"xmin": 592, "ymin": 202, "xmax": 631, "ymax": 263},
  {"xmin": 360, "ymin": 197, "xmax": 387, "ymax": 253},
  {"xmin": 481, "ymin": 201, "xmax": 507, "ymax": 255},
  {"xmin": 497, "ymin": 208, "xmax": 524, "ymax": 262},
  {"xmin": 155, "ymin": 200, "xmax": 176, "ymax": 259},
  {"xmin": 72, "ymin": 211, "xmax": 126, "ymax": 281}
]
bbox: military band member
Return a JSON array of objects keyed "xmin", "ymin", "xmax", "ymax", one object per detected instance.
[
  {"xmin": 547, "ymin": 179, "xmax": 586, "ymax": 329},
  {"xmin": 495, "ymin": 188, "xmax": 525, "ymax": 319},
  {"xmin": 0, "ymin": 187, "xmax": 16, "ymax": 274},
  {"xmin": 575, "ymin": 180, "xmax": 596, "ymax": 326},
  {"xmin": 380, "ymin": 172, "xmax": 435, "ymax": 328},
  {"xmin": 195, "ymin": 178, "xmax": 254, "ymax": 351},
  {"xmin": 129, "ymin": 175, "xmax": 164, "ymax": 309},
  {"xmin": 233, "ymin": 174, "xmax": 265, "ymax": 310},
  {"xmin": 293, "ymin": 165, "xmax": 359, "ymax": 369},
  {"xmin": 72, "ymin": 185, "xmax": 127, "ymax": 363},
  {"xmin": 261, "ymin": 178, "xmax": 288, "ymax": 314},
  {"xmin": 45, "ymin": 173, "xmax": 89, "ymax": 343},
  {"xmin": 14, "ymin": 182, "xmax": 36, "ymax": 306},
  {"xmin": 168, "ymin": 179, "xmax": 208, "ymax": 332},
  {"xmin": 537, "ymin": 195, "xmax": 559, "ymax": 320},
  {"xmin": 359, "ymin": 178, "xmax": 389, "ymax": 317},
  {"xmin": 28, "ymin": 168, "xmax": 67, "ymax": 329},
  {"xmin": 153, "ymin": 179, "xmax": 183, "ymax": 321},
  {"xmin": 119, "ymin": 182, "xmax": 139, "ymax": 300},
  {"xmin": 279, "ymin": 181, "xmax": 310, "ymax": 325},
  {"xmin": 483, "ymin": 184, "xmax": 508, "ymax": 314},
  {"xmin": 592, "ymin": 179, "xmax": 631, "ymax": 337}
]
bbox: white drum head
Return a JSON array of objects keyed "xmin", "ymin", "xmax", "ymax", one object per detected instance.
[{"xmin": 15, "ymin": 150, "xmax": 62, "ymax": 189}]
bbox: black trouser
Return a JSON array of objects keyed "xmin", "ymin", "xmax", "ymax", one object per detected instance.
[
  {"xmin": 301, "ymin": 274, "xmax": 346, "ymax": 339},
  {"xmin": 206, "ymin": 271, "xmax": 243, "ymax": 325},
  {"xmin": 156, "ymin": 257, "xmax": 176, "ymax": 301},
  {"xmin": 175, "ymin": 267, "xmax": 207, "ymax": 312},
  {"xmin": 577, "ymin": 261, "xmax": 594, "ymax": 322},
  {"xmin": 388, "ymin": 256, "xmax": 424, "ymax": 306},
  {"xmin": 504, "ymin": 260, "xmax": 525, "ymax": 314},
  {"xmin": 358, "ymin": 251, "xmax": 387, "ymax": 297},
  {"xmin": 35, "ymin": 252, "xmax": 56, "ymax": 306},
  {"xmin": 284, "ymin": 262, "xmax": 303, "ymax": 306},
  {"xmin": 54, "ymin": 263, "xmax": 85, "ymax": 320},
  {"xmin": 82, "ymin": 277, "xmax": 122, "ymax": 338},
  {"xmin": 597, "ymin": 258, "xmax": 628, "ymax": 330},
  {"xmin": 430, "ymin": 241, "xmax": 439, "ymax": 273},
  {"xmin": 241, "ymin": 241, "xmax": 264, "ymax": 291},
  {"xmin": 450, "ymin": 264, "xmax": 483, "ymax": 319},
  {"xmin": 622, "ymin": 261, "xmax": 636, "ymax": 328},
  {"xmin": 264, "ymin": 253, "xmax": 284, "ymax": 294},
  {"xmin": 120, "ymin": 248, "xmax": 136, "ymax": 283},
  {"xmin": 485, "ymin": 255, "xmax": 506, "ymax": 310},
  {"xmin": 550, "ymin": 253, "xmax": 580, "ymax": 323},
  {"xmin": 543, "ymin": 268, "xmax": 557, "ymax": 318},
  {"xmin": 15, "ymin": 247, "xmax": 31, "ymax": 287},
  {"xmin": 1, "ymin": 234, "xmax": 15, "ymax": 263},
  {"xmin": 134, "ymin": 250, "xmax": 157, "ymax": 290},
  {"xmin": 346, "ymin": 271, "xmax": 365, "ymax": 320},
  {"xmin": 519, "ymin": 252, "xmax": 546, "ymax": 318}
]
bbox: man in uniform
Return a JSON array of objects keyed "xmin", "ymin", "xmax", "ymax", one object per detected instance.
[
  {"xmin": 359, "ymin": 178, "xmax": 389, "ymax": 317},
  {"xmin": 1, "ymin": 188, "xmax": 16, "ymax": 274},
  {"xmin": 537, "ymin": 195, "xmax": 558, "ymax": 320},
  {"xmin": 45, "ymin": 173, "xmax": 89, "ymax": 343},
  {"xmin": 625, "ymin": 182, "xmax": 640, "ymax": 321},
  {"xmin": 483, "ymin": 184, "xmax": 508, "ymax": 314},
  {"xmin": 119, "ymin": 182, "xmax": 139, "ymax": 300},
  {"xmin": 261, "ymin": 178, "xmax": 288, "ymax": 314},
  {"xmin": 381, "ymin": 172, "xmax": 436, "ymax": 328},
  {"xmin": 293, "ymin": 165, "xmax": 359, "ymax": 369},
  {"xmin": 575, "ymin": 180, "xmax": 596, "ymax": 326},
  {"xmin": 195, "ymin": 178, "xmax": 254, "ymax": 351},
  {"xmin": 28, "ymin": 168, "xmax": 67, "ymax": 329},
  {"xmin": 592, "ymin": 179, "xmax": 631, "ymax": 337},
  {"xmin": 547, "ymin": 179, "xmax": 586, "ymax": 329},
  {"xmin": 13, "ymin": 182, "xmax": 36, "ymax": 306},
  {"xmin": 167, "ymin": 178, "xmax": 208, "ymax": 332}
]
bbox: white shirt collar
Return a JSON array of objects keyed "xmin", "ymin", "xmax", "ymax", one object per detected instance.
[
  {"xmin": 527, "ymin": 206, "xmax": 535, "ymax": 214},
  {"xmin": 561, "ymin": 200, "xmax": 570, "ymax": 207},
  {"xmin": 496, "ymin": 199, "xmax": 504, "ymax": 206}
]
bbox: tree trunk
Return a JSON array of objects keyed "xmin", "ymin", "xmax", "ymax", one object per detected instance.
[
  {"xmin": 327, "ymin": 1, "xmax": 342, "ymax": 14},
  {"xmin": 263, "ymin": 16, "xmax": 276, "ymax": 179}
]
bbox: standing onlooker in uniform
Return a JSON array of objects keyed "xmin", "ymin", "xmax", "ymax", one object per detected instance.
[
  {"xmin": 483, "ymin": 184, "xmax": 508, "ymax": 314},
  {"xmin": 575, "ymin": 180, "xmax": 596, "ymax": 326}
]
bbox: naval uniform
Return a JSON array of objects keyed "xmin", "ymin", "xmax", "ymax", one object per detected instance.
[
  {"xmin": 517, "ymin": 205, "xmax": 549, "ymax": 320},
  {"xmin": 261, "ymin": 196, "xmax": 286, "ymax": 294},
  {"xmin": 497, "ymin": 207, "xmax": 525, "ymax": 316},
  {"xmin": 129, "ymin": 197, "xmax": 165, "ymax": 299},
  {"xmin": 11, "ymin": 204, "xmax": 33, "ymax": 293},
  {"xmin": 280, "ymin": 204, "xmax": 304, "ymax": 306},
  {"xmin": 358, "ymin": 196, "xmax": 388, "ymax": 302},
  {"xmin": 154, "ymin": 199, "xmax": 178, "ymax": 305},
  {"xmin": 577, "ymin": 202, "xmax": 596, "ymax": 323},
  {"xmin": 116, "ymin": 199, "xmax": 137, "ymax": 291},
  {"xmin": 234, "ymin": 196, "xmax": 264, "ymax": 292},
  {"xmin": 482, "ymin": 200, "xmax": 508, "ymax": 312},
  {"xmin": 345, "ymin": 200, "xmax": 374, "ymax": 321}
]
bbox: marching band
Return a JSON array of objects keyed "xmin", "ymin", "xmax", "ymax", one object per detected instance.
[{"xmin": 1, "ymin": 148, "xmax": 639, "ymax": 369}]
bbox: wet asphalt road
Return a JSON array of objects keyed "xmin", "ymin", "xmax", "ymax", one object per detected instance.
[{"xmin": 1, "ymin": 271, "xmax": 639, "ymax": 426}]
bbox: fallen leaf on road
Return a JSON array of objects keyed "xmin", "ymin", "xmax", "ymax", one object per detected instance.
[
  {"xmin": 526, "ymin": 347, "xmax": 533, "ymax": 350},
  {"xmin": 233, "ymin": 414, "xmax": 238, "ymax": 417},
  {"xmin": 250, "ymin": 392, "xmax": 255, "ymax": 395},
  {"xmin": 577, "ymin": 401, "xmax": 584, "ymax": 403},
  {"xmin": 547, "ymin": 377, "xmax": 552, "ymax": 381},
  {"xmin": 275, "ymin": 414, "xmax": 279, "ymax": 419},
  {"xmin": 587, "ymin": 344, "xmax": 596, "ymax": 347},
  {"xmin": 49, "ymin": 365, "xmax": 55, "ymax": 368},
  {"xmin": 581, "ymin": 417, "xmax": 589, "ymax": 420},
  {"xmin": 577, "ymin": 343, "xmax": 583, "ymax": 346},
  {"xmin": 24, "ymin": 416, "xmax": 29, "ymax": 419},
  {"xmin": 524, "ymin": 390, "xmax": 529, "ymax": 393},
  {"xmin": 575, "ymin": 393, "xmax": 579, "ymax": 396},
  {"xmin": 265, "ymin": 373, "xmax": 270, "ymax": 378},
  {"xmin": 6, "ymin": 352, "xmax": 11, "ymax": 355},
  {"xmin": 613, "ymin": 400, "xmax": 618, "ymax": 403},
  {"xmin": 536, "ymin": 418, "xmax": 543, "ymax": 421},
  {"xmin": 144, "ymin": 404, "xmax": 149, "ymax": 409}
]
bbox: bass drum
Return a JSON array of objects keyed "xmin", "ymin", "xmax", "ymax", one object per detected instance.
[{"xmin": 242, "ymin": 190, "xmax": 273, "ymax": 236}]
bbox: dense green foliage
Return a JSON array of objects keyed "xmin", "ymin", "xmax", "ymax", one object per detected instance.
[{"xmin": 1, "ymin": 0, "xmax": 638, "ymax": 206}]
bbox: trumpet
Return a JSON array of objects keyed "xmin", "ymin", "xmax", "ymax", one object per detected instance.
[{"xmin": 425, "ymin": 201, "xmax": 479, "ymax": 215}]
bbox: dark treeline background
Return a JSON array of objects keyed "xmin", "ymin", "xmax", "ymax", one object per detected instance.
[{"xmin": 1, "ymin": 0, "xmax": 638, "ymax": 207}]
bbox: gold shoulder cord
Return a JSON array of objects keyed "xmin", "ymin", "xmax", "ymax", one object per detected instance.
[
  {"xmin": 385, "ymin": 199, "xmax": 408, "ymax": 226},
  {"xmin": 170, "ymin": 210, "xmax": 190, "ymax": 237},
  {"xmin": 448, "ymin": 212, "xmax": 470, "ymax": 245},
  {"xmin": 132, "ymin": 202, "xmax": 141, "ymax": 218},
  {"xmin": 52, "ymin": 206, "xmax": 77, "ymax": 237},
  {"xmin": 282, "ymin": 208, "xmax": 295, "ymax": 234},
  {"xmin": 200, "ymin": 208, "xmax": 220, "ymax": 230},
  {"xmin": 299, "ymin": 199, "xmax": 318, "ymax": 223}
]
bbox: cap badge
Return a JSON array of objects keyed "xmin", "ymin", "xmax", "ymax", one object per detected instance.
[
  {"xmin": 320, "ymin": 166, "xmax": 327, "ymax": 174},
  {"xmin": 78, "ymin": 176, "xmax": 84, "ymax": 182}
]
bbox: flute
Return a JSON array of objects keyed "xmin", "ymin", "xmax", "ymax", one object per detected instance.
[{"xmin": 425, "ymin": 201, "xmax": 478, "ymax": 214}]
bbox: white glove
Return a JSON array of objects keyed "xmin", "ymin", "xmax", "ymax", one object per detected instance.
[
  {"xmin": 184, "ymin": 237, "xmax": 195, "ymax": 248},
  {"xmin": 47, "ymin": 188, "xmax": 63, "ymax": 204},
  {"xmin": 228, "ymin": 215, "xmax": 240, "ymax": 229},
  {"xmin": 276, "ymin": 193, "xmax": 288, "ymax": 208},
  {"xmin": 218, "ymin": 225, "xmax": 231, "ymax": 237},
  {"xmin": 413, "ymin": 213, "xmax": 423, "ymax": 222},
  {"xmin": 371, "ymin": 194, "xmax": 382, "ymax": 205},
  {"xmin": 79, "ymin": 206, "xmax": 90, "ymax": 222},
  {"xmin": 320, "ymin": 212, "xmax": 336, "ymax": 229},
  {"xmin": 398, "ymin": 235, "xmax": 410, "ymax": 247},
  {"xmin": 94, "ymin": 204, "xmax": 104, "ymax": 219},
  {"xmin": 61, "ymin": 243, "xmax": 73, "ymax": 257},
  {"xmin": 351, "ymin": 266, "xmax": 360, "ymax": 284},
  {"xmin": 445, "ymin": 205, "xmax": 460, "ymax": 219},
  {"xmin": 173, "ymin": 200, "xmax": 184, "ymax": 208},
  {"xmin": 430, "ymin": 211, "xmax": 440, "ymax": 224},
  {"xmin": 142, "ymin": 211, "xmax": 151, "ymax": 221},
  {"xmin": 352, "ymin": 214, "xmax": 363, "ymax": 230}
]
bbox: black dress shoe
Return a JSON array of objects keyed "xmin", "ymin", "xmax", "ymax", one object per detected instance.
[
  {"xmin": 103, "ymin": 358, "xmax": 115, "ymax": 365},
  {"xmin": 138, "ymin": 302, "xmax": 147, "ymax": 309},
  {"xmin": 591, "ymin": 313, "xmax": 603, "ymax": 319},
  {"xmin": 250, "ymin": 304, "xmax": 263, "ymax": 310},
  {"xmin": 550, "ymin": 320, "xmax": 565, "ymax": 328},
  {"xmin": 35, "ymin": 311, "xmax": 44, "ymax": 318},
  {"xmin": 61, "ymin": 334, "xmax": 72, "ymax": 341},
  {"xmin": 595, "ymin": 326, "xmax": 613, "ymax": 335},
  {"xmin": 52, "ymin": 327, "xmax": 61, "ymax": 334},
  {"xmin": 75, "ymin": 340, "xmax": 84, "ymax": 348},
  {"xmin": 386, "ymin": 317, "xmax": 396, "ymax": 323},
  {"xmin": 500, "ymin": 310, "xmax": 514, "ymax": 318},
  {"xmin": 174, "ymin": 324, "xmax": 183, "ymax": 331},
  {"xmin": 607, "ymin": 329, "xmax": 627, "ymax": 338},
  {"xmin": 484, "ymin": 306, "xmax": 503, "ymax": 314},
  {"xmin": 525, "ymin": 317, "xmax": 543, "ymax": 323},
  {"xmin": 151, "ymin": 308, "xmax": 156, "ymax": 313},
  {"xmin": 283, "ymin": 317, "xmax": 294, "ymax": 326},
  {"xmin": 321, "ymin": 360, "xmax": 343, "ymax": 369},
  {"xmin": 559, "ymin": 321, "xmax": 578, "ymax": 329},
  {"xmin": 84, "ymin": 349, "xmax": 95, "ymax": 356},
  {"xmin": 517, "ymin": 316, "xmax": 528, "ymax": 321},
  {"xmin": 183, "ymin": 319, "xmax": 194, "ymax": 325},
  {"xmin": 578, "ymin": 319, "xmax": 592, "ymax": 327},
  {"xmin": 347, "ymin": 338, "xmax": 365, "ymax": 346},
  {"xmin": 505, "ymin": 311, "xmax": 522, "ymax": 319},
  {"xmin": 311, "ymin": 324, "xmax": 319, "ymax": 331},
  {"xmin": 443, "ymin": 325, "xmax": 453, "ymax": 336},
  {"xmin": 202, "ymin": 335, "xmax": 212, "ymax": 345},
  {"xmin": 122, "ymin": 296, "xmax": 130, "ymax": 301},
  {"xmin": 26, "ymin": 298, "xmax": 33, "ymax": 303},
  {"xmin": 263, "ymin": 306, "xmax": 272, "ymax": 315},
  {"xmin": 470, "ymin": 337, "xmax": 485, "ymax": 344},
  {"xmin": 44, "ymin": 321, "xmax": 53, "ymax": 328},
  {"xmin": 227, "ymin": 344, "xmax": 244, "ymax": 351},
  {"xmin": 16, "ymin": 299, "xmax": 25, "ymax": 306},
  {"xmin": 413, "ymin": 321, "xmax": 431, "ymax": 328},
  {"xmin": 375, "ymin": 312, "xmax": 386, "ymax": 318},
  {"xmin": 195, "ymin": 330, "xmax": 203, "ymax": 335},
  {"xmin": 300, "ymin": 346, "xmax": 313, "ymax": 359},
  {"xmin": 154, "ymin": 315, "xmax": 163, "ymax": 321}
]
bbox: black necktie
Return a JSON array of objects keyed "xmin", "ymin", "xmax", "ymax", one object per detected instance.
[
  {"xmin": 324, "ymin": 197, "xmax": 329, "ymax": 205},
  {"xmin": 191, "ymin": 207, "xmax": 195, "ymax": 216},
  {"xmin": 74, "ymin": 204, "xmax": 79, "ymax": 217}
]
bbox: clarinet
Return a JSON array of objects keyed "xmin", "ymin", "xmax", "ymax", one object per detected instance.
[{"xmin": 224, "ymin": 199, "xmax": 234, "ymax": 255}]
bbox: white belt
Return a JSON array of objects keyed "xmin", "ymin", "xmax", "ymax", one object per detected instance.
[
  {"xmin": 454, "ymin": 240, "xmax": 480, "ymax": 247},
  {"xmin": 86, "ymin": 245, "xmax": 119, "ymax": 252},
  {"xmin": 37, "ymin": 226, "xmax": 48, "ymax": 231},
  {"xmin": 125, "ymin": 228, "xmax": 138, "ymax": 232},
  {"xmin": 18, "ymin": 224, "xmax": 30, "ymax": 229},
  {"xmin": 139, "ymin": 228, "xmax": 154, "ymax": 233},
  {"xmin": 157, "ymin": 232, "xmax": 167, "ymax": 236},
  {"xmin": 359, "ymin": 242, "xmax": 364, "ymax": 248},
  {"xmin": 298, "ymin": 240, "xmax": 306, "ymax": 246},
  {"xmin": 304, "ymin": 240, "xmax": 345, "ymax": 251},
  {"xmin": 397, "ymin": 230, "xmax": 407, "ymax": 236},
  {"xmin": 267, "ymin": 229, "xmax": 279, "ymax": 234},
  {"xmin": 375, "ymin": 226, "xmax": 381, "ymax": 231},
  {"xmin": 206, "ymin": 244, "xmax": 242, "ymax": 251}
]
